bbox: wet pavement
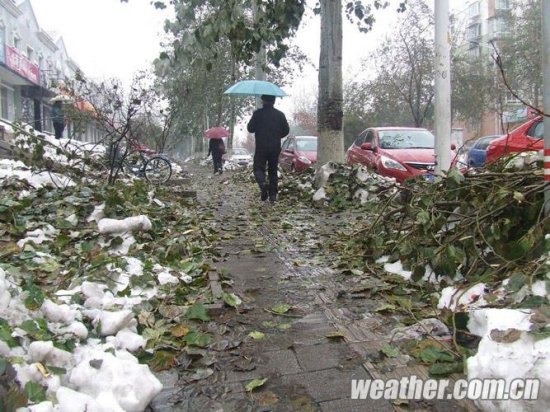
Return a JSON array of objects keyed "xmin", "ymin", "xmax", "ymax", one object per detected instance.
[
  {"xmin": 149, "ymin": 163, "xmax": 395, "ymax": 411},
  {"xmin": 149, "ymin": 162, "xmax": 471, "ymax": 412}
]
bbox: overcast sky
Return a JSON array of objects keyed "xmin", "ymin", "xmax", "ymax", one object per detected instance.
[
  {"xmin": 28, "ymin": 0, "xmax": 462, "ymax": 139},
  {"xmin": 30, "ymin": 0, "xmax": 172, "ymax": 85}
]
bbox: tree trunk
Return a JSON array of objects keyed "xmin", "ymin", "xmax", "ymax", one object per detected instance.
[
  {"xmin": 253, "ymin": 0, "xmax": 266, "ymax": 109},
  {"xmin": 317, "ymin": 0, "xmax": 344, "ymax": 166},
  {"xmin": 229, "ymin": 46, "xmax": 237, "ymax": 150}
]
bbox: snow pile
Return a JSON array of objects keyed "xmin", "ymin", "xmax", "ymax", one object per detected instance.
[
  {"xmin": 0, "ymin": 207, "xmax": 196, "ymax": 410},
  {"xmin": 98, "ymin": 216, "xmax": 152, "ymax": 235},
  {"xmin": 438, "ymin": 283, "xmax": 488, "ymax": 311},
  {"xmin": 467, "ymin": 308, "xmax": 549, "ymax": 411},
  {"xmin": 0, "ymin": 255, "xmax": 164, "ymax": 411},
  {"xmin": 97, "ymin": 215, "xmax": 152, "ymax": 256},
  {"xmin": 17, "ymin": 224, "xmax": 59, "ymax": 248},
  {"xmin": 0, "ymin": 158, "xmax": 75, "ymax": 189}
]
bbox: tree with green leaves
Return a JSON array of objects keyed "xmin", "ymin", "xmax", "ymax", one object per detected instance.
[
  {"xmin": 498, "ymin": 0, "xmax": 542, "ymax": 107},
  {"xmin": 136, "ymin": 0, "xmax": 407, "ymax": 162},
  {"xmin": 343, "ymin": 0, "xmax": 433, "ymax": 136}
]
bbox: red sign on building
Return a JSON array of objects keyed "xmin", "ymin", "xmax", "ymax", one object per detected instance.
[{"xmin": 5, "ymin": 45, "xmax": 40, "ymax": 85}]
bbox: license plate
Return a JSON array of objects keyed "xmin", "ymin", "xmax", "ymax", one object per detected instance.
[{"xmin": 424, "ymin": 173, "xmax": 435, "ymax": 182}]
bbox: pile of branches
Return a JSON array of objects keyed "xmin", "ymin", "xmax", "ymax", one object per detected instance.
[{"xmin": 349, "ymin": 167, "xmax": 547, "ymax": 288}]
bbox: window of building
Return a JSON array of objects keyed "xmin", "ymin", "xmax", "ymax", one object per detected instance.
[
  {"xmin": 1, "ymin": 85, "xmax": 14, "ymax": 120},
  {"xmin": 496, "ymin": 0, "xmax": 510, "ymax": 10},
  {"xmin": 467, "ymin": 23, "xmax": 481, "ymax": 41},
  {"xmin": 13, "ymin": 32, "xmax": 20, "ymax": 49},
  {"xmin": 43, "ymin": 105, "xmax": 53, "ymax": 133},
  {"xmin": 468, "ymin": 2, "xmax": 480, "ymax": 17},
  {"xmin": 26, "ymin": 46, "xmax": 34, "ymax": 61},
  {"xmin": 491, "ymin": 18, "xmax": 509, "ymax": 36},
  {"xmin": 468, "ymin": 46, "xmax": 481, "ymax": 58}
]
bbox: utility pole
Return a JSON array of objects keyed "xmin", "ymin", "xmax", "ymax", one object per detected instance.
[
  {"xmin": 544, "ymin": 0, "xmax": 550, "ymax": 215},
  {"xmin": 434, "ymin": 0, "xmax": 451, "ymax": 175}
]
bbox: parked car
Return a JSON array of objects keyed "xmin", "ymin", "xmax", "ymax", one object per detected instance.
[
  {"xmin": 346, "ymin": 127, "xmax": 455, "ymax": 183},
  {"xmin": 468, "ymin": 135, "xmax": 501, "ymax": 167},
  {"xmin": 279, "ymin": 135, "xmax": 318, "ymax": 172},
  {"xmin": 486, "ymin": 116, "xmax": 543, "ymax": 163},
  {"xmin": 453, "ymin": 139, "xmax": 477, "ymax": 171},
  {"xmin": 225, "ymin": 147, "xmax": 252, "ymax": 166}
]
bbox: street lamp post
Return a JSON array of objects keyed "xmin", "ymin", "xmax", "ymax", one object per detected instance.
[
  {"xmin": 434, "ymin": 0, "xmax": 452, "ymax": 175},
  {"xmin": 544, "ymin": 0, "xmax": 550, "ymax": 215}
]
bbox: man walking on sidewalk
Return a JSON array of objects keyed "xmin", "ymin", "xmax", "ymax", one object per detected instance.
[{"xmin": 247, "ymin": 94, "xmax": 290, "ymax": 202}]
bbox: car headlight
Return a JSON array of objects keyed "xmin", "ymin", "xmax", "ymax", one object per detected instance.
[
  {"xmin": 297, "ymin": 156, "xmax": 312, "ymax": 165},
  {"xmin": 380, "ymin": 155, "xmax": 406, "ymax": 171}
]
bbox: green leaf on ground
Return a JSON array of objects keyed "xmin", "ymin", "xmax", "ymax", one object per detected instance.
[
  {"xmin": 184, "ymin": 331, "xmax": 212, "ymax": 347},
  {"xmin": 374, "ymin": 303, "xmax": 396, "ymax": 313},
  {"xmin": 248, "ymin": 331, "xmax": 265, "ymax": 340},
  {"xmin": 380, "ymin": 344, "xmax": 400, "ymax": 358},
  {"xmin": 24, "ymin": 381, "xmax": 46, "ymax": 403},
  {"xmin": 147, "ymin": 350, "xmax": 178, "ymax": 372},
  {"xmin": 277, "ymin": 323, "xmax": 291, "ymax": 331},
  {"xmin": 419, "ymin": 346, "xmax": 455, "ymax": 364},
  {"xmin": 185, "ymin": 303, "xmax": 210, "ymax": 322},
  {"xmin": 429, "ymin": 362, "xmax": 463, "ymax": 376},
  {"xmin": 23, "ymin": 284, "xmax": 44, "ymax": 311},
  {"xmin": 221, "ymin": 292, "xmax": 242, "ymax": 307},
  {"xmin": 246, "ymin": 377, "xmax": 268, "ymax": 392},
  {"xmin": 270, "ymin": 303, "xmax": 291, "ymax": 314}
]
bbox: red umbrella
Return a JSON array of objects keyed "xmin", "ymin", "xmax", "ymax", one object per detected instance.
[{"xmin": 204, "ymin": 126, "xmax": 230, "ymax": 139}]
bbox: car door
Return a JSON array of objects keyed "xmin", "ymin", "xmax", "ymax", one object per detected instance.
[
  {"xmin": 361, "ymin": 130, "xmax": 378, "ymax": 170},
  {"xmin": 279, "ymin": 137, "xmax": 294, "ymax": 171},
  {"xmin": 347, "ymin": 130, "xmax": 368, "ymax": 164},
  {"xmin": 525, "ymin": 120, "xmax": 544, "ymax": 150}
]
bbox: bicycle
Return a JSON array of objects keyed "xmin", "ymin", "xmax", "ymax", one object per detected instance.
[{"xmin": 109, "ymin": 142, "xmax": 173, "ymax": 185}]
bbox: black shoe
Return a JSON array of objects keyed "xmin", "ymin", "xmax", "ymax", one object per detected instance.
[
  {"xmin": 260, "ymin": 184, "xmax": 268, "ymax": 201},
  {"xmin": 269, "ymin": 195, "xmax": 277, "ymax": 203}
]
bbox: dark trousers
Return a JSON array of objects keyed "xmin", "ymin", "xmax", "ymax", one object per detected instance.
[
  {"xmin": 53, "ymin": 122, "xmax": 65, "ymax": 139},
  {"xmin": 212, "ymin": 153, "xmax": 223, "ymax": 173},
  {"xmin": 253, "ymin": 150, "xmax": 279, "ymax": 197}
]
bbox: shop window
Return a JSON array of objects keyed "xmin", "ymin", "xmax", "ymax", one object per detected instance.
[
  {"xmin": 1, "ymin": 85, "xmax": 14, "ymax": 120},
  {"xmin": 43, "ymin": 105, "xmax": 53, "ymax": 133}
]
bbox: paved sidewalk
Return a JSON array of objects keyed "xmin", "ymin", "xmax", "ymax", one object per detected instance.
[{"xmin": 150, "ymin": 165, "xmax": 394, "ymax": 411}]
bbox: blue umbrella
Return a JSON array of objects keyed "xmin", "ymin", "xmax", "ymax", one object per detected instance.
[{"xmin": 223, "ymin": 80, "xmax": 287, "ymax": 97}]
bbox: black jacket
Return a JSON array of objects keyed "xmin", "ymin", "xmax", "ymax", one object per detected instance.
[
  {"xmin": 208, "ymin": 138, "xmax": 225, "ymax": 157},
  {"xmin": 247, "ymin": 103, "xmax": 289, "ymax": 154}
]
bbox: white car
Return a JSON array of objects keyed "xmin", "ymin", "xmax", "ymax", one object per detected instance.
[{"xmin": 226, "ymin": 148, "xmax": 252, "ymax": 166}]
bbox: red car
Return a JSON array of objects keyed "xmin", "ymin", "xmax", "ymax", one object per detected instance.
[
  {"xmin": 279, "ymin": 135, "xmax": 318, "ymax": 172},
  {"xmin": 485, "ymin": 116, "xmax": 543, "ymax": 163},
  {"xmin": 346, "ymin": 127, "xmax": 453, "ymax": 183}
]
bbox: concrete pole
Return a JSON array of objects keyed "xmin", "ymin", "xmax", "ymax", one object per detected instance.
[
  {"xmin": 434, "ymin": 0, "xmax": 452, "ymax": 175},
  {"xmin": 543, "ymin": 0, "xmax": 550, "ymax": 215}
]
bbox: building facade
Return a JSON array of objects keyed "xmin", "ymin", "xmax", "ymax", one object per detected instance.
[
  {"xmin": 451, "ymin": 0, "xmax": 533, "ymax": 140},
  {"xmin": 0, "ymin": 0, "xmax": 100, "ymax": 142}
]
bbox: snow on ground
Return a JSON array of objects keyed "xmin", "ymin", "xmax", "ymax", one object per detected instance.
[
  {"xmin": 467, "ymin": 308, "xmax": 550, "ymax": 412},
  {"xmin": 0, "ymin": 131, "xmax": 199, "ymax": 410},
  {"xmin": 0, "ymin": 159, "xmax": 75, "ymax": 189},
  {"xmin": 0, "ymin": 207, "xmax": 166, "ymax": 411}
]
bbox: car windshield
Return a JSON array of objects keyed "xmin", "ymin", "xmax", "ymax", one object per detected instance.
[
  {"xmin": 231, "ymin": 148, "xmax": 249, "ymax": 156},
  {"xmin": 378, "ymin": 130, "xmax": 434, "ymax": 149},
  {"xmin": 475, "ymin": 136, "xmax": 499, "ymax": 150},
  {"xmin": 296, "ymin": 138, "xmax": 318, "ymax": 152}
]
